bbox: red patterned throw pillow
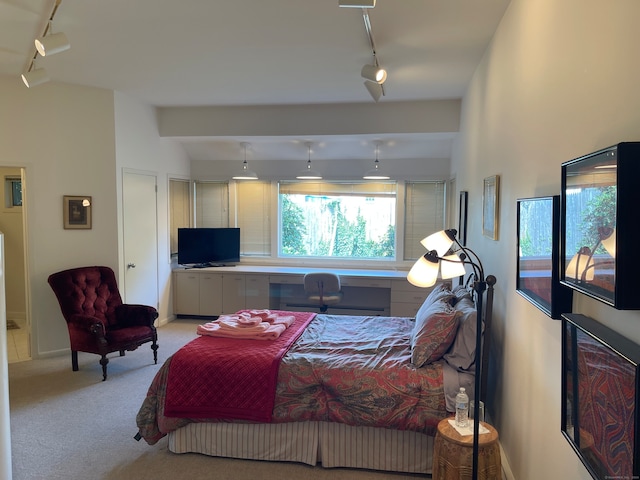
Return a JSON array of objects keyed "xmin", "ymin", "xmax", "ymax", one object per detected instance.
[{"xmin": 411, "ymin": 299, "xmax": 460, "ymax": 367}]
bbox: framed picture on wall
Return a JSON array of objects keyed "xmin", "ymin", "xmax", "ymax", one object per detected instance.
[
  {"xmin": 458, "ymin": 191, "xmax": 468, "ymax": 246},
  {"xmin": 482, "ymin": 175, "xmax": 499, "ymax": 240},
  {"xmin": 516, "ymin": 195, "xmax": 572, "ymax": 319},
  {"xmin": 63, "ymin": 195, "xmax": 92, "ymax": 229}
]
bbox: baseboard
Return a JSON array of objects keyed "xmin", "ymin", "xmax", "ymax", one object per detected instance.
[
  {"xmin": 500, "ymin": 442, "xmax": 515, "ymax": 480},
  {"xmin": 157, "ymin": 314, "xmax": 175, "ymax": 327},
  {"xmin": 6, "ymin": 311, "xmax": 26, "ymax": 322}
]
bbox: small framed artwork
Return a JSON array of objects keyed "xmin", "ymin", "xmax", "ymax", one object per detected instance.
[
  {"xmin": 516, "ymin": 195, "xmax": 572, "ymax": 319},
  {"xmin": 482, "ymin": 175, "xmax": 500, "ymax": 240},
  {"xmin": 458, "ymin": 191, "xmax": 468, "ymax": 246},
  {"xmin": 561, "ymin": 313, "xmax": 640, "ymax": 479},
  {"xmin": 63, "ymin": 195, "xmax": 92, "ymax": 229}
]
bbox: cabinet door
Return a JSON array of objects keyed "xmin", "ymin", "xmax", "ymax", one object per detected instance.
[
  {"xmin": 222, "ymin": 274, "xmax": 246, "ymax": 313},
  {"xmin": 174, "ymin": 271, "xmax": 200, "ymax": 315},
  {"xmin": 390, "ymin": 279, "xmax": 428, "ymax": 317},
  {"xmin": 200, "ymin": 273, "xmax": 223, "ymax": 316},
  {"xmin": 244, "ymin": 274, "xmax": 270, "ymax": 309}
]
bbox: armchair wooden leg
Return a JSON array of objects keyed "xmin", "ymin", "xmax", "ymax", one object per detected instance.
[
  {"xmin": 71, "ymin": 351, "xmax": 79, "ymax": 371},
  {"xmin": 119, "ymin": 350, "xmax": 125, "ymax": 357},
  {"xmin": 99, "ymin": 355, "xmax": 109, "ymax": 381},
  {"xmin": 151, "ymin": 340, "xmax": 159, "ymax": 365}
]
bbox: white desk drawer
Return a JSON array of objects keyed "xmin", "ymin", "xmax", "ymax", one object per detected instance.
[
  {"xmin": 269, "ymin": 274, "xmax": 304, "ymax": 285},
  {"xmin": 340, "ymin": 276, "xmax": 391, "ymax": 289}
]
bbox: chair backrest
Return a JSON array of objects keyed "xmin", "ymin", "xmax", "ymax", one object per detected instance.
[
  {"xmin": 304, "ymin": 272, "xmax": 341, "ymax": 294},
  {"xmin": 48, "ymin": 266, "xmax": 123, "ymax": 327}
]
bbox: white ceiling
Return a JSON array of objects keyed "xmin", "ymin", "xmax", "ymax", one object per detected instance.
[{"xmin": 0, "ymin": 0, "xmax": 511, "ymax": 162}]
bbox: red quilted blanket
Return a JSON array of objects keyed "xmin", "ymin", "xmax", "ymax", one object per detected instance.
[{"xmin": 164, "ymin": 310, "xmax": 316, "ymax": 422}]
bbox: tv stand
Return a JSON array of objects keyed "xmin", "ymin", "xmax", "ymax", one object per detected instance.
[{"xmin": 184, "ymin": 263, "xmax": 236, "ymax": 269}]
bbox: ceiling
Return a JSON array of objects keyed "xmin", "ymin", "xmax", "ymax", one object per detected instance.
[{"xmin": 0, "ymin": 0, "xmax": 511, "ymax": 162}]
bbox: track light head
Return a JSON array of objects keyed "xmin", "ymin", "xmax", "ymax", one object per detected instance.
[
  {"xmin": 35, "ymin": 31, "xmax": 70, "ymax": 57},
  {"xmin": 339, "ymin": 0, "xmax": 376, "ymax": 7},
  {"xmin": 21, "ymin": 68, "xmax": 50, "ymax": 88},
  {"xmin": 361, "ymin": 64, "xmax": 387, "ymax": 84},
  {"xmin": 364, "ymin": 81, "xmax": 383, "ymax": 102}
]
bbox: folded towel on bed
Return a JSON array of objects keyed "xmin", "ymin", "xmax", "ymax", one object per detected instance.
[
  {"xmin": 247, "ymin": 309, "xmax": 272, "ymax": 319},
  {"xmin": 218, "ymin": 316, "xmax": 268, "ymax": 331},
  {"xmin": 267, "ymin": 314, "xmax": 295, "ymax": 327},
  {"xmin": 197, "ymin": 322, "xmax": 286, "ymax": 340}
]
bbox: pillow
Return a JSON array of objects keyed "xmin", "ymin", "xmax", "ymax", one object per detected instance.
[
  {"xmin": 411, "ymin": 299, "xmax": 460, "ymax": 367},
  {"xmin": 414, "ymin": 282, "xmax": 454, "ymax": 322},
  {"xmin": 443, "ymin": 297, "xmax": 481, "ymax": 371},
  {"xmin": 451, "ymin": 284, "xmax": 472, "ymax": 304}
]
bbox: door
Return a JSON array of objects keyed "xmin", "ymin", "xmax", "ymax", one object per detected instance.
[{"xmin": 123, "ymin": 171, "xmax": 158, "ymax": 308}]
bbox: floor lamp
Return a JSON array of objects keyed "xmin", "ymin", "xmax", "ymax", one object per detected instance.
[{"xmin": 408, "ymin": 229, "xmax": 495, "ymax": 480}]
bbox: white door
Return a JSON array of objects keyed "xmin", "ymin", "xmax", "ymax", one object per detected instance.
[{"xmin": 123, "ymin": 171, "xmax": 158, "ymax": 308}]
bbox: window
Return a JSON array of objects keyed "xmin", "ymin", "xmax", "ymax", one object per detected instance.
[
  {"xmin": 404, "ymin": 181, "xmax": 446, "ymax": 260},
  {"xmin": 4, "ymin": 176, "xmax": 22, "ymax": 208},
  {"xmin": 192, "ymin": 179, "xmax": 447, "ymax": 265},
  {"xmin": 278, "ymin": 181, "xmax": 396, "ymax": 260},
  {"xmin": 169, "ymin": 178, "xmax": 191, "ymax": 255},
  {"xmin": 195, "ymin": 181, "xmax": 229, "ymax": 227}
]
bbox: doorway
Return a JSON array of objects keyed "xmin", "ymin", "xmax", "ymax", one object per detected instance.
[{"xmin": 1, "ymin": 167, "xmax": 29, "ymax": 363}]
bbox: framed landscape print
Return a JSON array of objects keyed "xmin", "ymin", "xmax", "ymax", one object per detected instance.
[
  {"xmin": 482, "ymin": 175, "xmax": 499, "ymax": 240},
  {"xmin": 63, "ymin": 195, "xmax": 92, "ymax": 229},
  {"xmin": 516, "ymin": 195, "xmax": 572, "ymax": 319}
]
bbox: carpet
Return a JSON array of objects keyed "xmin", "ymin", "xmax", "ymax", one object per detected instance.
[{"xmin": 6, "ymin": 319, "xmax": 19, "ymax": 330}]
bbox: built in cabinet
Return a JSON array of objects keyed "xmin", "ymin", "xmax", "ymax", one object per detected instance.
[{"xmin": 173, "ymin": 267, "xmax": 427, "ymax": 317}]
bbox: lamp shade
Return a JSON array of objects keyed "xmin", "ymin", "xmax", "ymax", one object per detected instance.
[
  {"xmin": 440, "ymin": 254, "xmax": 466, "ymax": 279},
  {"xmin": 565, "ymin": 247, "xmax": 595, "ymax": 281},
  {"xmin": 407, "ymin": 254, "xmax": 440, "ymax": 288},
  {"xmin": 361, "ymin": 64, "xmax": 387, "ymax": 84},
  {"xmin": 21, "ymin": 68, "xmax": 49, "ymax": 88},
  {"xmin": 35, "ymin": 32, "xmax": 70, "ymax": 57},
  {"xmin": 599, "ymin": 227, "xmax": 616, "ymax": 257},
  {"xmin": 420, "ymin": 230, "xmax": 455, "ymax": 257},
  {"xmin": 364, "ymin": 81, "xmax": 383, "ymax": 102}
]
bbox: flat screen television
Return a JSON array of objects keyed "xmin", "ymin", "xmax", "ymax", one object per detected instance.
[{"xmin": 177, "ymin": 228, "xmax": 240, "ymax": 267}]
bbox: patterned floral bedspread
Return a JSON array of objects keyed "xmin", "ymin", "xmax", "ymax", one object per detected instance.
[{"xmin": 136, "ymin": 314, "xmax": 446, "ymax": 445}]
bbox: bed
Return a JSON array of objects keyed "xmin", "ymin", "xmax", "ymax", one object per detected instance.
[{"xmin": 136, "ymin": 280, "xmax": 495, "ymax": 474}]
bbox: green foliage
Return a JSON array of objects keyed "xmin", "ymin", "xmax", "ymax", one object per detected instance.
[
  {"xmin": 281, "ymin": 195, "xmax": 307, "ymax": 255},
  {"xmin": 580, "ymin": 186, "xmax": 616, "ymax": 253}
]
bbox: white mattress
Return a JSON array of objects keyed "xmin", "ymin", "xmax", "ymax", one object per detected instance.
[{"xmin": 168, "ymin": 421, "xmax": 433, "ymax": 474}]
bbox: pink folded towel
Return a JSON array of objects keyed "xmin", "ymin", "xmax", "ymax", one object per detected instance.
[
  {"xmin": 247, "ymin": 309, "xmax": 272, "ymax": 320},
  {"xmin": 218, "ymin": 317, "xmax": 269, "ymax": 332},
  {"xmin": 267, "ymin": 314, "xmax": 295, "ymax": 328},
  {"xmin": 197, "ymin": 322, "xmax": 286, "ymax": 340}
]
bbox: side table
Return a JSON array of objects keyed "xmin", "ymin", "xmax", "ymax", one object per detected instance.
[{"xmin": 432, "ymin": 417, "xmax": 501, "ymax": 480}]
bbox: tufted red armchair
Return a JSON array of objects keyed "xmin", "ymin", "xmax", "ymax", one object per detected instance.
[{"xmin": 48, "ymin": 265, "xmax": 158, "ymax": 381}]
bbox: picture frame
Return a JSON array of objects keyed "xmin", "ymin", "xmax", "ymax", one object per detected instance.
[
  {"xmin": 561, "ymin": 313, "xmax": 640, "ymax": 479},
  {"xmin": 63, "ymin": 195, "xmax": 92, "ymax": 229},
  {"xmin": 560, "ymin": 142, "xmax": 640, "ymax": 309},
  {"xmin": 516, "ymin": 196, "xmax": 572, "ymax": 319},
  {"xmin": 458, "ymin": 190, "xmax": 468, "ymax": 246},
  {"xmin": 482, "ymin": 175, "xmax": 499, "ymax": 240}
]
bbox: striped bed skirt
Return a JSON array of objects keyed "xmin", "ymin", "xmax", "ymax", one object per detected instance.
[{"xmin": 168, "ymin": 421, "xmax": 434, "ymax": 474}]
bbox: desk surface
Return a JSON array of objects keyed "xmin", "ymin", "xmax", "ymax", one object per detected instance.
[{"xmin": 176, "ymin": 264, "xmax": 411, "ymax": 280}]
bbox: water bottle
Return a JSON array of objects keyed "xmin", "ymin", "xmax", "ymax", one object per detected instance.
[{"xmin": 455, "ymin": 387, "xmax": 469, "ymax": 428}]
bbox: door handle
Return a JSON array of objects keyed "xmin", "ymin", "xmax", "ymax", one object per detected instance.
[{"xmin": 127, "ymin": 263, "xmax": 136, "ymax": 269}]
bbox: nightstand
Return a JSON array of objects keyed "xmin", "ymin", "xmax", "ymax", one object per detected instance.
[{"xmin": 432, "ymin": 417, "xmax": 501, "ymax": 480}]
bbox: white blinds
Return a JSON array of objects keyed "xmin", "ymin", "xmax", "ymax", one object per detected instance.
[
  {"xmin": 404, "ymin": 181, "xmax": 446, "ymax": 260},
  {"xmin": 169, "ymin": 179, "xmax": 191, "ymax": 254},
  {"xmin": 195, "ymin": 182, "xmax": 229, "ymax": 228},
  {"xmin": 236, "ymin": 181, "xmax": 271, "ymax": 256}
]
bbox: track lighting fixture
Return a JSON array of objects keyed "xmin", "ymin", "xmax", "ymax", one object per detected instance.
[
  {"xmin": 232, "ymin": 143, "xmax": 258, "ymax": 180},
  {"xmin": 21, "ymin": 65, "xmax": 50, "ymax": 88},
  {"xmin": 21, "ymin": 0, "xmax": 67, "ymax": 88},
  {"xmin": 35, "ymin": 30, "xmax": 70, "ymax": 57},
  {"xmin": 338, "ymin": 0, "xmax": 376, "ymax": 7},
  {"xmin": 364, "ymin": 80, "xmax": 383, "ymax": 102},
  {"xmin": 363, "ymin": 142, "xmax": 390, "ymax": 180},
  {"xmin": 361, "ymin": 64, "xmax": 387, "ymax": 84},
  {"xmin": 296, "ymin": 143, "xmax": 322, "ymax": 180}
]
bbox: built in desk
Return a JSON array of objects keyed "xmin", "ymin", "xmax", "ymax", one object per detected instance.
[{"xmin": 172, "ymin": 265, "xmax": 432, "ymax": 317}]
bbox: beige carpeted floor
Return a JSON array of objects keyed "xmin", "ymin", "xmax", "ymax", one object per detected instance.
[{"xmin": 8, "ymin": 319, "xmax": 425, "ymax": 480}]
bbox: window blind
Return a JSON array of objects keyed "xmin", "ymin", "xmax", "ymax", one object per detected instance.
[
  {"xmin": 404, "ymin": 181, "xmax": 446, "ymax": 260},
  {"xmin": 236, "ymin": 181, "xmax": 271, "ymax": 256},
  {"xmin": 195, "ymin": 182, "xmax": 229, "ymax": 228},
  {"xmin": 169, "ymin": 179, "xmax": 191, "ymax": 254}
]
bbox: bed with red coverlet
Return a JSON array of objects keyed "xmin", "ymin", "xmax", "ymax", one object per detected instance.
[{"xmin": 136, "ymin": 310, "xmax": 446, "ymax": 445}]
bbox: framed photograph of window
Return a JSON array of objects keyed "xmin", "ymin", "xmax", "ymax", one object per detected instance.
[
  {"xmin": 516, "ymin": 195, "xmax": 572, "ymax": 319},
  {"xmin": 482, "ymin": 175, "xmax": 499, "ymax": 240},
  {"xmin": 561, "ymin": 313, "xmax": 640, "ymax": 479},
  {"xmin": 63, "ymin": 195, "xmax": 92, "ymax": 229},
  {"xmin": 458, "ymin": 191, "xmax": 468, "ymax": 246}
]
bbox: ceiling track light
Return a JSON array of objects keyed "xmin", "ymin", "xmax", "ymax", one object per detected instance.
[
  {"xmin": 363, "ymin": 142, "xmax": 390, "ymax": 180},
  {"xmin": 232, "ymin": 142, "xmax": 258, "ymax": 180},
  {"xmin": 21, "ymin": 0, "xmax": 67, "ymax": 88},
  {"xmin": 338, "ymin": 0, "xmax": 376, "ymax": 8},
  {"xmin": 296, "ymin": 143, "xmax": 322, "ymax": 180},
  {"xmin": 360, "ymin": 10, "xmax": 386, "ymax": 100}
]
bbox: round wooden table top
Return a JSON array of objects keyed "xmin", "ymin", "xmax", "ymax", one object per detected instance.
[{"xmin": 436, "ymin": 417, "xmax": 499, "ymax": 447}]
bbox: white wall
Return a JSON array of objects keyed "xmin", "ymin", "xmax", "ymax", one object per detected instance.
[
  {"xmin": 453, "ymin": 1, "xmax": 640, "ymax": 478},
  {"xmin": 0, "ymin": 77, "xmax": 119, "ymax": 357},
  {"xmin": 113, "ymin": 92, "xmax": 191, "ymax": 324}
]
